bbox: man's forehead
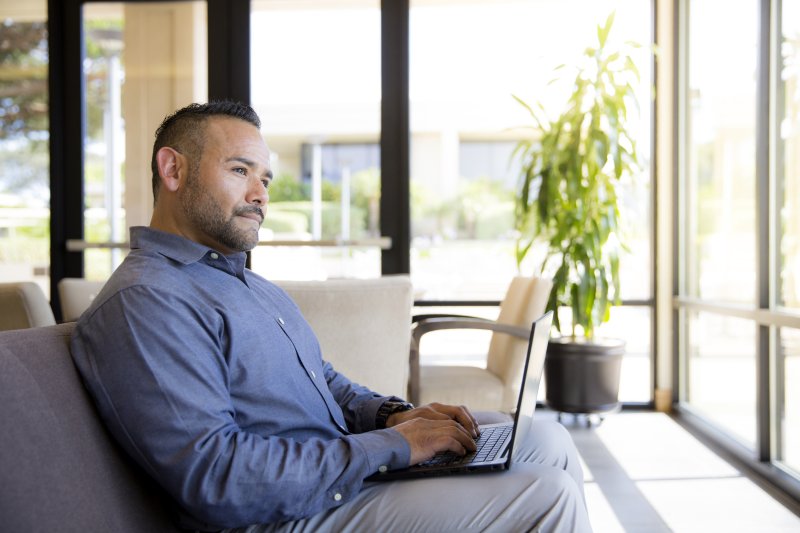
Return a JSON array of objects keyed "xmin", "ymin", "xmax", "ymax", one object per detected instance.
[
  {"xmin": 205, "ymin": 115, "xmax": 262, "ymax": 138},
  {"xmin": 205, "ymin": 117, "xmax": 270, "ymax": 161}
]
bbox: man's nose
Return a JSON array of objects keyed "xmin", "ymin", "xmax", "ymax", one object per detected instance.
[{"xmin": 248, "ymin": 176, "xmax": 269, "ymax": 205}]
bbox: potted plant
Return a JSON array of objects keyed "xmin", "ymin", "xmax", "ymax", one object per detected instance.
[{"xmin": 512, "ymin": 13, "xmax": 646, "ymax": 418}]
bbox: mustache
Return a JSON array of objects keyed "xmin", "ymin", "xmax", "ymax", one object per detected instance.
[{"xmin": 234, "ymin": 205, "xmax": 265, "ymax": 223}]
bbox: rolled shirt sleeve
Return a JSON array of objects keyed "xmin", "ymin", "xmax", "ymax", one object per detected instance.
[{"xmin": 71, "ymin": 280, "xmax": 410, "ymax": 529}]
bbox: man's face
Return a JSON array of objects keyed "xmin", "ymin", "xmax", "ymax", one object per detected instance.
[{"xmin": 179, "ymin": 117, "xmax": 272, "ymax": 254}]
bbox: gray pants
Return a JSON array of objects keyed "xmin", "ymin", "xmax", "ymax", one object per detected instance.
[{"xmin": 228, "ymin": 420, "xmax": 592, "ymax": 533}]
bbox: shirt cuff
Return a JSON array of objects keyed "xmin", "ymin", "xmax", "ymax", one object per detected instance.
[
  {"xmin": 355, "ymin": 394, "xmax": 407, "ymax": 432},
  {"xmin": 347, "ymin": 428, "xmax": 411, "ymax": 474}
]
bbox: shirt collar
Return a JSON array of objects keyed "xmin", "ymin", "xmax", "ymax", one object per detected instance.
[{"xmin": 129, "ymin": 226, "xmax": 249, "ymax": 279}]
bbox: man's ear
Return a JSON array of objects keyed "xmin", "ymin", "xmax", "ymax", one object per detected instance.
[{"xmin": 155, "ymin": 147, "xmax": 186, "ymax": 193}]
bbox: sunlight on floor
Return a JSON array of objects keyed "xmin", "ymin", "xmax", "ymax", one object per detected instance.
[{"xmin": 552, "ymin": 412, "xmax": 800, "ymax": 533}]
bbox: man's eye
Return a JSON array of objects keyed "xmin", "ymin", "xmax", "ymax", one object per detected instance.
[
  {"xmin": 262, "ymin": 180, "xmax": 271, "ymax": 189},
  {"xmin": 233, "ymin": 167, "xmax": 247, "ymax": 175}
]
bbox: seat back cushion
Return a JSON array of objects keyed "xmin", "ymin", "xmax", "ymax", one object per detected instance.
[
  {"xmin": 275, "ymin": 276, "xmax": 413, "ymax": 398},
  {"xmin": 486, "ymin": 276, "xmax": 553, "ymax": 410},
  {"xmin": 0, "ymin": 323, "xmax": 179, "ymax": 532},
  {"xmin": 58, "ymin": 278, "xmax": 107, "ymax": 322}
]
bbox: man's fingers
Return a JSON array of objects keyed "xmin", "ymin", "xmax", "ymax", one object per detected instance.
[
  {"xmin": 416, "ymin": 403, "xmax": 480, "ymax": 436},
  {"xmin": 392, "ymin": 417, "xmax": 478, "ymax": 465},
  {"xmin": 429, "ymin": 403, "xmax": 479, "ymax": 438},
  {"xmin": 386, "ymin": 406, "xmax": 448, "ymax": 428},
  {"xmin": 452, "ymin": 406, "xmax": 479, "ymax": 438},
  {"xmin": 417, "ymin": 406, "xmax": 453, "ymax": 421},
  {"xmin": 422, "ymin": 424, "xmax": 476, "ymax": 459},
  {"xmin": 437, "ymin": 419, "xmax": 477, "ymax": 453}
]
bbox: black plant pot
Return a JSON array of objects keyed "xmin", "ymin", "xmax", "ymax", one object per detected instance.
[{"xmin": 544, "ymin": 336, "xmax": 625, "ymax": 414}]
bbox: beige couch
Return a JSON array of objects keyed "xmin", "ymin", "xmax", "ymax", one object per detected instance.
[
  {"xmin": 0, "ymin": 276, "xmax": 413, "ymax": 531},
  {"xmin": 57, "ymin": 276, "xmax": 414, "ymax": 396}
]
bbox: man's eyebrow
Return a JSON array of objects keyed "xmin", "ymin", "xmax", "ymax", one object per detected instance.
[{"xmin": 226, "ymin": 156, "xmax": 273, "ymax": 179}]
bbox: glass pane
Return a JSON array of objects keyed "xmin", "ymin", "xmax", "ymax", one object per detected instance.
[
  {"xmin": 685, "ymin": 310, "xmax": 756, "ymax": 448},
  {"xmin": 414, "ymin": 304, "xmax": 651, "ymax": 403},
  {"xmin": 413, "ymin": 305, "xmax": 499, "ymax": 367},
  {"xmin": 554, "ymin": 306, "xmax": 652, "ymax": 403},
  {"xmin": 82, "ymin": 2, "xmax": 208, "ymax": 280},
  {"xmin": 409, "ymin": 0, "xmax": 653, "ymax": 301},
  {"xmin": 594, "ymin": 307, "xmax": 652, "ymax": 403},
  {"xmin": 412, "ymin": 304, "xmax": 549, "ymax": 402},
  {"xmin": 779, "ymin": 0, "xmax": 800, "ymax": 311},
  {"xmin": 685, "ymin": 0, "xmax": 758, "ymax": 304},
  {"xmin": 409, "ymin": 0, "xmax": 653, "ymax": 405},
  {"xmin": 249, "ymin": 0, "xmax": 382, "ymax": 280},
  {"xmin": 776, "ymin": 0, "xmax": 800, "ymax": 482},
  {"xmin": 777, "ymin": 327, "xmax": 800, "ymax": 475},
  {"xmin": 0, "ymin": 8, "xmax": 50, "ymax": 297}
]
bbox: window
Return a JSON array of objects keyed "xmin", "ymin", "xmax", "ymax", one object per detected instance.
[
  {"xmin": 0, "ymin": 6, "xmax": 50, "ymax": 295},
  {"xmin": 249, "ymin": 0, "xmax": 383, "ymax": 281},
  {"xmin": 679, "ymin": 0, "xmax": 759, "ymax": 447},
  {"xmin": 678, "ymin": 0, "xmax": 800, "ymax": 484},
  {"xmin": 80, "ymin": 2, "xmax": 208, "ymax": 280},
  {"xmin": 409, "ymin": 0, "xmax": 654, "ymax": 403},
  {"xmin": 776, "ymin": 0, "xmax": 800, "ymax": 476}
]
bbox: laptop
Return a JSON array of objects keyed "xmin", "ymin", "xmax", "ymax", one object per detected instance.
[{"xmin": 367, "ymin": 310, "xmax": 553, "ymax": 481}]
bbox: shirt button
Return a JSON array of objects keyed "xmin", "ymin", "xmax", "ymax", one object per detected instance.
[
  {"xmin": 378, "ymin": 465, "xmax": 388, "ymax": 473},
  {"xmin": 210, "ymin": 252, "xmax": 219, "ymax": 260},
  {"xmin": 278, "ymin": 317, "xmax": 285, "ymax": 325},
  {"xmin": 311, "ymin": 370, "xmax": 317, "ymax": 379},
  {"xmin": 333, "ymin": 493, "xmax": 342, "ymax": 502}
]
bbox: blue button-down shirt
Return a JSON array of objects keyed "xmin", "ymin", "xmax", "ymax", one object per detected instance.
[{"xmin": 70, "ymin": 227, "xmax": 410, "ymax": 530}]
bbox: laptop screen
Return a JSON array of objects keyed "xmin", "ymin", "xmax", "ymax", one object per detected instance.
[{"xmin": 506, "ymin": 310, "xmax": 553, "ymax": 462}]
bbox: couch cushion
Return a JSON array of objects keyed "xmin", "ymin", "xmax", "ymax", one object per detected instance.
[
  {"xmin": 275, "ymin": 276, "xmax": 413, "ymax": 398},
  {"xmin": 418, "ymin": 365, "xmax": 504, "ymax": 412},
  {"xmin": 0, "ymin": 323, "xmax": 179, "ymax": 532}
]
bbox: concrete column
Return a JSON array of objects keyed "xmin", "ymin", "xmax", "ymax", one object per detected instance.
[{"xmin": 122, "ymin": 2, "xmax": 208, "ymax": 230}]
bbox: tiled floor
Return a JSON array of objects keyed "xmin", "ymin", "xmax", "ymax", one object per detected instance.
[{"xmin": 547, "ymin": 411, "xmax": 800, "ymax": 532}]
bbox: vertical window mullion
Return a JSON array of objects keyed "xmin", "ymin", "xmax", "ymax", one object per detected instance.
[
  {"xmin": 675, "ymin": 0, "xmax": 689, "ymax": 405},
  {"xmin": 756, "ymin": 0, "xmax": 772, "ymax": 463},
  {"xmin": 380, "ymin": 0, "xmax": 410, "ymax": 275},
  {"xmin": 769, "ymin": 0, "xmax": 786, "ymax": 466}
]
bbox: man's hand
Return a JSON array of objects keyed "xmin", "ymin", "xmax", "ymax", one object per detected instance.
[
  {"xmin": 386, "ymin": 403, "xmax": 480, "ymax": 436},
  {"xmin": 386, "ymin": 403, "xmax": 480, "ymax": 465},
  {"xmin": 390, "ymin": 417, "xmax": 478, "ymax": 465}
]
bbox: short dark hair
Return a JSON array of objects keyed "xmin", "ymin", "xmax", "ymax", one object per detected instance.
[{"xmin": 150, "ymin": 101, "xmax": 262, "ymax": 202}]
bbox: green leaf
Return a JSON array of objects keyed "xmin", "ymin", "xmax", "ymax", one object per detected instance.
[
  {"xmin": 597, "ymin": 11, "xmax": 616, "ymax": 48},
  {"xmin": 515, "ymin": 238, "xmax": 533, "ymax": 267},
  {"xmin": 570, "ymin": 282, "xmax": 580, "ymax": 337},
  {"xmin": 592, "ymin": 130, "xmax": 610, "ymax": 168},
  {"xmin": 609, "ymin": 250, "xmax": 621, "ymax": 301},
  {"xmin": 512, "ymin": 94, "xmax": 539, "ymax": 126},
  {"xmin": 624, "ymin": 56, "xmax": 641, "ymax": 81}
]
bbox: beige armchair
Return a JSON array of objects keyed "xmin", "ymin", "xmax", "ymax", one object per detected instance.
[
  {"xmin": 409, "ymin": 276, "xmax": 552, "ymax": 413},
  {"xmin": 0, "ymin": 282, "xmax": 56, "ymax": 331}
]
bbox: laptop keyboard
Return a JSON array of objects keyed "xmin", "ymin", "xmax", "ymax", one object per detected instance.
[{"xmin": 420, "ymin": 425, "xmax": 512, "ymax": 466}]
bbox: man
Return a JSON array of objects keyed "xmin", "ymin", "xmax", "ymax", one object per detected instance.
[{"xmin": 71, "ymin": 101, "xmax": 592, "ymax": 532}]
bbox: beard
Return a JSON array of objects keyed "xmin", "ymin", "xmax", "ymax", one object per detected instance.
[{"xmin": 180, "ymin": 169, "xmax": 263, "ymax": 253}]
